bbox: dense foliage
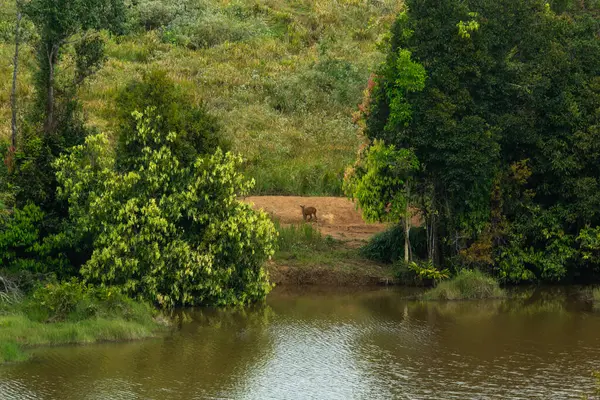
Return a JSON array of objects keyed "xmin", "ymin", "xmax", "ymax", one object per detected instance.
[
  {"xmin": 348, "ymin": 0, "xmax": 600, "ymax": 283},
  {"xmin": 360, "ymin": 225, "xmax": 427, "ymax": 264},
  {"xmin": 55, "ymin": 109, "xmax": 276, "ymax": 307},
  {"xmin": 27, "ymin": 279, "xmax": 153, "ymax": 324},
  {"xmin": 0, "ymin": 203, "xmax": 70, "ymax": 274},
  {"xmin": 13, "ymin": 0, "xmax": 126, "ymax": 212},
  {"xmin": 0, "ymin": 0, "xmax": 279, "ymax": 308},
  {"xmin": 114, "ymin": 69, "xmax": 225, "ymax": 168}
]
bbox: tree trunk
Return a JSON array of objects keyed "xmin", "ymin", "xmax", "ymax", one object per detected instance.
[
  {"xmin": 404, "ymin": 184, "xmax": 411, "ymax": 264},
  {"xmin": 44, "ymin": 45, "xmax": 56, "ymax": 134},
  {"xmin": 426, "ymin": 189, "xmax": 438, "ymax": 265},
  {"xmin": 10, "ymin": 11, "xmax": 21, "ymax": 149}
]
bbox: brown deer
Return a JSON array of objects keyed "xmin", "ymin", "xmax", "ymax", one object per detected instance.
[{"xmin": 300, "ymin": 205, "xmax": 317, "ymax": 222}]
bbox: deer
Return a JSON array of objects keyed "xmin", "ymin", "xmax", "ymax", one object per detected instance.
[{"xmin": 300, "ymin": 205, "xmax": 317, "ymax": 222}]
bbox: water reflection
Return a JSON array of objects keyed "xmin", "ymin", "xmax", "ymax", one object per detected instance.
[{"xmin": 1, "ymin": 286, "xmax": 599, "ymax": 399}]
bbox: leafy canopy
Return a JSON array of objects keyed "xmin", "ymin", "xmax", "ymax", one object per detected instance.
[
  {"xmin": 344, "ymin": 140, "xmax": 419, "ymax": 223},
  {"xmin": 55, "ymin": 109, "xmax": 277, "ymax": 307},
  {"xmin": 114, "ymin": 69, "xmax": 225, "ymax": 169},
  {"xmin": 354, "ymin": 0, "xmax": 600, "ymax": 282}
]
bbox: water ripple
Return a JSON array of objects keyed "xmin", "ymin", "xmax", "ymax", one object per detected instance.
[{"xmin": 1, "ymin": 288, "xmax": 599, "ymax": 399}]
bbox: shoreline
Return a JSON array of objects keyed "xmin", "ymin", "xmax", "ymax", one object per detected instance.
[{"xmin": 267, "ymin": 261, "xmax": 398, "ymax": 287}]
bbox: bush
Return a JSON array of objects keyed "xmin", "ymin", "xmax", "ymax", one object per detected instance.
[
  {"xmin": 26, "ymin": 279, "xmax": 154, "ymax": 324},
  {"xmin": 407, "ymin": 260, "xmax": 449, "ymax": 281},
  {"xmin": 0, "ymin": 204, "xmax": 44, "ymax": 271},
  {"xmin": 55, "ymin": 109, "xmax": 277, "ymax": 308},
  {"xmin": 360, "ymin": 225, "xmax": 427, "ymax": 263},
  {"xmin": 115, "ymin": 69, "xmax": 226, "ymax": 169},
  {"xmin": 29, "ymin": 279, "xmax": 86, "ymax": 321},
  {"xmin": 128, "ymin": 0, "xmax": 273, "ymax": 48},
  {"xmin": 0, "ymin": 203, "xmax": 73, "ymax": 275},
  {"xmin": 423, "ymin": 269, "xmax": 505, "ymax": 300},
  {"xmin": 133, "ymin": 0, "xmax": 180, "ymax": 31},
  {"xmin": 393, "ymin": 259, "xmax": 449, "ymax": 286},
  {"xmin": 170, "ymin": 9, "xmax": 271, "ymax": 49}
]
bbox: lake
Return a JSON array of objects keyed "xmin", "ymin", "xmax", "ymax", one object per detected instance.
[{"xmin": 2, "ymin": 286, "xmax": 599, "ymax": 399}]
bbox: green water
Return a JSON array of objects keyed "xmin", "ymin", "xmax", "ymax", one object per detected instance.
[{"xmin": 1, "ymin": 286, "xmax": 599, "ymax": 399}]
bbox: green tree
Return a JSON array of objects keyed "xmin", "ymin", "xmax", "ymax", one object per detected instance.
[
  {"xmin": 12, "ymin": 0, "xmax": 126, "ymax": 212},
  {"xmin": 344, "ymin": 140, "xmax": 419, "ymax": 263},
  {"xmin": 55, "ymin": 109, "xmax": 277, "ymax": 307},
  {"xmin": 22, "ymin": 0, "xmax": 125, "ymax": 134},
  {"xmin": 358, "ymin": 0, "xmax": 600, "ymax": 281},
  {"xmin": 114, "ymin": 69, "xmax": 225, "ymax": 169},
  {"xmin": 4, "ymin": 0, "xmax": 127, "ymax": 276}
]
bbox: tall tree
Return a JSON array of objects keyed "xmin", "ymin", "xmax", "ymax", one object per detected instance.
[
  {"xmin": 10, "ymin": 3, "xmax": 22, "ymax": 151},
  {"xmin": 13, "ymin": 0, "xmax": 126, "ymax": 213},
  {"xmin": 353, "ymin": 0, "xmax": 600, "ymax": 281},
  {"xmin": 345, "ymin": 140, "xmax": 419, "ymax": 264},
  {"xmin": 22, "ymin": 0, "xmax": 125, "ymax": 134}
]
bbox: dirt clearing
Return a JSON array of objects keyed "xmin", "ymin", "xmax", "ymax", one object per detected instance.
[{"xmin": 244, "ymin": 196, "xmax": 389, "ymax": 246}]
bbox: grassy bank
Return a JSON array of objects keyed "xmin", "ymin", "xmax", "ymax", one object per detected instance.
[
  {"xmin": 423, "ymin": 269, "xmax": 505, "ymax": 300},
  {"xmin": 0, "ymin": 280, "xmax": 168, "ymax": 364},
  {"xmin": 0, "ymin": 315, "xmax": 163, "ymax": 363},
  {"xmin": 271, "ymin": 221, "xmax": 395, "ymax": 285}
]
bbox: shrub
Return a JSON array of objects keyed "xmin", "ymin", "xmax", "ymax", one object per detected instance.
[
  {"xmin": 360, "ymin": 225, "xmax": 427, "ymax": 263},
  {"xmin": 114, "ymin": 69, "xmax": 226, "ymax": 169},
  {"xmin": 393, "ymin": 259, "xmax": 449, "ymax": 286},
  {"xmin": 423, "ymin": 269, "xmax": 505, "ymax": 300},
  {"xmin": 30, "ymin": 279, "xmax": 86, "ymax": 321},
  {"xmin": 0, "ymin": 203, "xmax": 74, "ymax": 275},
  {"xmin": 55, "ymin": 109, "xmax": 277, "ymax": 308},
  {"xmin": 0, "ymin": 204, "xmax": 44, "ymax": 269},
  {"xmin": 171, "ymin": 9, "xmax": 270, "ymax": 49},
  {"xmin": 26, "ymin": 279, "xmax": 154, "ymax": 324},
  {"xmin": 132, "ymin": 0, "xmax": 180, "ymax": 31},
  {"xmin": 407, "ymin": 260, "xmax": 449, "ymax": 282}
]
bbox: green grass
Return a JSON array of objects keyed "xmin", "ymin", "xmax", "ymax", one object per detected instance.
[
  {"xmin": 272, "ymin": 220, "xmax": 395, "ymax": 284},
  {"xmin": 423, "ymin": 269, "xmax": 505, "ymax": 300},
  {"xmin": 0, "ymin": 314, "xmax": 164, "ymax": 363},
  {"xmin": 0, "ymin": 0, "xmax": 401, "ymax": 195},
  {"xmin": 0, "ymin": 341, "xmax": 28, "ymax": 363},
  {"xmin": 0, "ymin": 280, "xmax": 168, "ymax": 364},
  {"xmin": 274, "ymin": 219, "xmax": 334, "ymax": 253}
]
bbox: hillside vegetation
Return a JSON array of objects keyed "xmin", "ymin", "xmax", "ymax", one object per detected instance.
[{"xmin": 0, "ymin": 0, "xmax": 400, "ymax": 195}]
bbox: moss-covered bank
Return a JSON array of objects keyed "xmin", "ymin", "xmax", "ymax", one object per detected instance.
[{"xmin": 0, "ymin": 281, "xmax": 169, "ymax": 364}]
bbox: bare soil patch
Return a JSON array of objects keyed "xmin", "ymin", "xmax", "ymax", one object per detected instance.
[{"xmin": 244, "ymin": 196, "xmax": 388, "ymax": 247}]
